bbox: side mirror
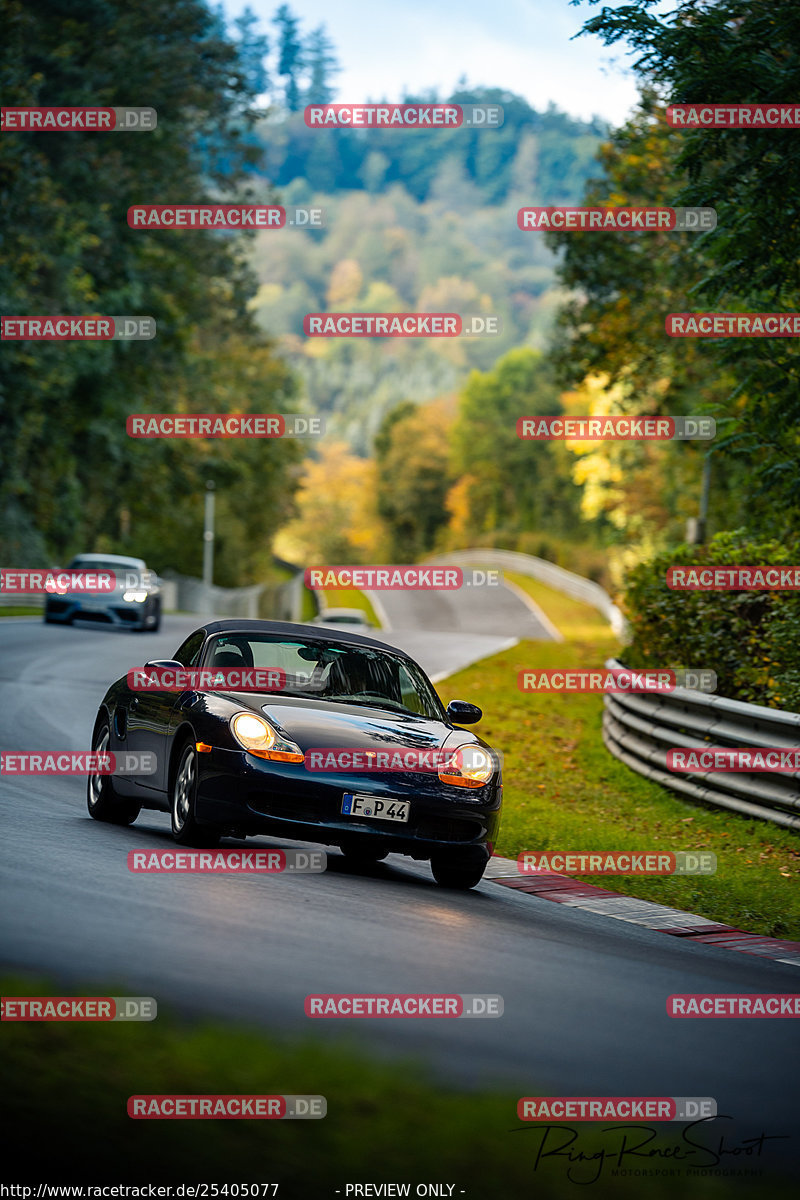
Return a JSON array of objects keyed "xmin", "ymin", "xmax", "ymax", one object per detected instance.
[
  {"xmin": 144, "ymin": 659, "xmax": 184, "ymax": 671},
  {"xmin": 446, "ymin": 700, "xmax": 483, "ymax": 725}
]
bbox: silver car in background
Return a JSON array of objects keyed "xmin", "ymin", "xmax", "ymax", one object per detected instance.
[
  {"xmin": 311, "ymin": 607, "xmax": 374, "ymax": 633},
  {"xmin": 43, "ymin": 553, "xmax": 162, "ymax": 632}
]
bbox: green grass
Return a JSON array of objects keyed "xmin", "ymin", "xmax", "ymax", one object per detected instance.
[
  {"xmin": 0, "ymin": 606, "xmax": 42, "ymax": 617},
  {"xmin": 504, "ymin": 570, "xmax": 622, "ymax": 649},
  {"xmin": 0, "ymin": 974, "xmax": 791, "ymax": 1197},
  {"xmin": 299, "ymin": 584, "xmax": 318, "ymax": 622},
  {"xmin": 439, "ymin": 573, "xmax": 800, "ymax": 940}
]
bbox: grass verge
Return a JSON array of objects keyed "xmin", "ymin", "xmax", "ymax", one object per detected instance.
[
  {"xmin": 439, "ymin": 572, "xmax": 800, "ymax": 940},
  {"xmin": 0, "ymin": 974, "xmax": 791, "ymax": 1196}
]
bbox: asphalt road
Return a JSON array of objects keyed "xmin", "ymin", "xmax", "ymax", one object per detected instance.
[
  {"xmin": 362, "ymin": 574, "xmax": 554, "ymax": 680},
  {"xmin": 1, "ymin": 611, "xmax": 799, "ymax": 1172}
]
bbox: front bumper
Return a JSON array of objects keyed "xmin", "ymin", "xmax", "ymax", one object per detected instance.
[
  {"xmin": 195, "ymin": 746, "xmax": 502, "ymax": 857},
  {"xmin": 44, "ymin": 597, "xmax": 152, "ymax": 627}
]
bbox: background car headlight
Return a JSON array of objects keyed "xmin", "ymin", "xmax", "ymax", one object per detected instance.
[
  {"xmin": 438, "ymin": 745, "xmax": 494, "ymax": 788},
  {"xmin": 122, "ymin": 589, "xmax": 148, "ymax": 602},
  {"xmin": 230, "ymin": 712, "xmax": 304, "ymax": 763}
]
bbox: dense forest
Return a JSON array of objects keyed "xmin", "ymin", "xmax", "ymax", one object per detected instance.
[{"xmin": 3, "ymin": 0, "xmax": 798, "ymax": 611}]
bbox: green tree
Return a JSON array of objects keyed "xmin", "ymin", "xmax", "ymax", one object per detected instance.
[
  {"xmin": 374, "ymin": 400, "xmax": 454, "ymax": 561},
  {"xmin": 0, "ymin": 0, "xmax": 298, "ymax": 578},
  {"xmin": 303, "ymin": 24, "xmax": 339, "ymax": 106},
  {"xmin": 573, "ymin": 0, "xmax": 800, "ymax": 526},
  {"xmin": 449, "ymin": 349, "xmax": 582, "ymax": 543},
  {"xmin": 233, "ymin": 5, "xmax": 270, "ymax": 97},
  {"xmin": 547, "ymin": 93, "xmax": 747, "ymax": 558},
  {"xmin": 273, "ymin": 4, "xmax": 305, "ymax": 112}
]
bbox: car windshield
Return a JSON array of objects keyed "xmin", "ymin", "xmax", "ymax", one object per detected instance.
[
  {"xmin": 68, "ymin": 558, "xmax": 142, "ymax": 572},
  {"xmin": 203, "ymin": 633, "xmax": 443, "ymax": 719}
]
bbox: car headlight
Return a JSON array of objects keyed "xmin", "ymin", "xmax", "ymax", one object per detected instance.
[
  {"xmin": 230, "ymin": 712, "xmax": 304, "ymax": 763},
  {"xmin": 438, "ymin": 745, "xmax": 494, "ymax": 788},
  {"xmin": 122, "ymin": 590, "xmax": 148, "ymax": 603}
]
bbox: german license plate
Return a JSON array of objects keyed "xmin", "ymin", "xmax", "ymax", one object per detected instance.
[{"xmin": 341, "ymin": 793, "xmax": 410, "ymax": 823}]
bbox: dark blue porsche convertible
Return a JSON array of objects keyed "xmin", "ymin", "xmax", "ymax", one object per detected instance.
[{"xmin": 87, "ymin": 619, "xmax": 502, "ymax": 888}]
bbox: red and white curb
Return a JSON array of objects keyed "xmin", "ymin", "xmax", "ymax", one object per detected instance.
[{"xmin": 486, "ymin": 856, "xmax": 800, "ymax": 969}]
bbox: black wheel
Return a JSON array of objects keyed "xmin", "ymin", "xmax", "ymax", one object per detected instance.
[
  {"xmin": 430, "ymin": 851, "xmax": 487, "ymax": 890},
  {"xmin": 87, "ymin": 723, "xmax": 141, "ymax": 825},
  {"xmin": 340, "ymin": 839, "xmax": 389, "ymax": 863},
  {"xmin": 171, "ymin": 740, "xmax": 220, "ymax": 847},
  {"xmin": 145, "ymin": 599, "xmax": 161, "ymax": 632}
]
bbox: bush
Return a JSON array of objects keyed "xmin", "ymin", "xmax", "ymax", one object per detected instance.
[{"xmin": 623, "ymin": 530, "xmax": 800, "ymax": 711}]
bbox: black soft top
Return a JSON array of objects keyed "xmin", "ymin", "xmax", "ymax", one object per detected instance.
[{"xmin": 200, "ymin": 618, "xmax": 414, "ymax": 660}]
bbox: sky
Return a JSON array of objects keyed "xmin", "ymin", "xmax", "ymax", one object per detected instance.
[{"xmin": 223, "ymin": 0, "xmax": 643, "ymax": 125}]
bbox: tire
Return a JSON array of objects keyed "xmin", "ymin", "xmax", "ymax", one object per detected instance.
[
  {"xmin": 145, "ymin": 600, "xmax": 161, "ymax": 632},
  {"xmin": 87, "ymin": 723, "xmax": 141, "ymax": 825},
  {"xmin": 340, "ymin": 839, "xmax": 389, "ymax": 863},
  {"xmin": 430, "ymin": 851, "xmax": 487, "ymax": 890},
  {"xmin": 171, "ymin": 740, "xmax": 220, "ymax": 847}
]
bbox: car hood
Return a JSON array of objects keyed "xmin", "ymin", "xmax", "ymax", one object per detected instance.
[{"xmin": 241, "ymin": 697, "xmax": 448, "ymax": 752}]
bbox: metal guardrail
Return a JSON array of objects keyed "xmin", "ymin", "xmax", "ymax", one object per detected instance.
[
  {"xmin": 602, "ymin": 657, "xmax": 800, "ymax": 831},
  {"xmin": 427, "ymin": 548, "xmax": 628, "ymax": 636},
  {"xmin": 156, "ymin": 570, "xmax": 304, "ymax": 621},
  {"xmin": 0, "ymin": 592, "xmax": 44, "ymax": 609}
]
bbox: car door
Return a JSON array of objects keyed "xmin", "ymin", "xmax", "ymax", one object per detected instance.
[{"xmin": 125, "ymin": 629, "xmax": 206, "ymax": 793}]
